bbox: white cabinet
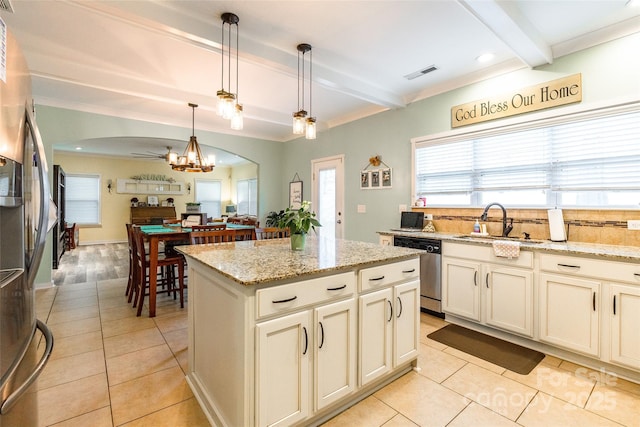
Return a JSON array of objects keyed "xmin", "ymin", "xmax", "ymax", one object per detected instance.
[
  {"xmin": 359, "ymin": 278, "xmax": 419, "ymax": 386},
  {"xmin": 485, "ymin": 265, "xmax": 533, "ymax": 337},
  {"xmin": 609, "ymin": 283, "xmax": 640, "ymax": 370},
  {"xmin": 256, "ymin": 311, "xmax": 311, "ymax": 427},
  {"xmin": 359, "ymin": 287, "xmax": 393, "ymax": 385},
  {"xmin": 442, "ymin": 258, "xmax": 481, "ymax": 321},
  {"xmin": 314, "ymin": 299, "xmax": 357, "ymax": 411},
  {"xmin": 539, "ymin": 273, "xmax": 600, "ymax": 357}
]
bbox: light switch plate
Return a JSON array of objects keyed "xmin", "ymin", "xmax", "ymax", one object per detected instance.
[
  {"xmin": 628, "ymin": 220, "xmax": 640, "ymax": 230},
  {"xmin": 399, "ymin": 204, "xmax": 407, "ymax": 212},
  {"xmin": 357, "ymin": 204, "xmax": 366, "ymax": 213},
  {"xmin": 424, "ymin": 214, "xmax": 433, "ymax": 220}
]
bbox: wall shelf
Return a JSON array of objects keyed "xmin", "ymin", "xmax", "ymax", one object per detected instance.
[{"xmin": 116, "ymin": 179, "xmax": 185, "ymax": 195}]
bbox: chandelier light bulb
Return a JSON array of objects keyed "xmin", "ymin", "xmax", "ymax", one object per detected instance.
[
  {"xmin": 231, "ymin": 104, "xmax": 244, "ymax": 130},
  {"xmin": 305, "ymin": 117, "xmax": 316, "ymax": 140}
]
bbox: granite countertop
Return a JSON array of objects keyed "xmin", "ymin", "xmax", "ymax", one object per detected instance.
[
  {"xmin": 378, "ymin": 230, "xmax": 640, "ymax": 262},
  {"xmin": 177, "ymin": 236, "xmax": 423, "ymax": 286}
]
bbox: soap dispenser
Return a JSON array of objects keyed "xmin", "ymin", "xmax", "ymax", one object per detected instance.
[{"xmin": 473, "ymin": 219, "xmax": 480, "ymax": 233}]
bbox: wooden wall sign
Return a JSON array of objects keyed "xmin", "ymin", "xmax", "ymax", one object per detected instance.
[{"xmin": 451, "ymin": 73, "xmax": 582, "ymax": 128}]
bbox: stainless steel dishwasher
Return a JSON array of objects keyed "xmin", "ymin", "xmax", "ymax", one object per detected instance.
[{"xmin": 393, "ymin": 236, "xmax": 443, "ymax": 318}]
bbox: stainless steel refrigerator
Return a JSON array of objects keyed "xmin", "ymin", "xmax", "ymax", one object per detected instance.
[{"xmin": 0, "ymin": 20, "xmax": 54, "ymax": 427}]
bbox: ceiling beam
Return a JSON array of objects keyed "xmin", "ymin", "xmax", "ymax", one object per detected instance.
[{"xmin": 457, "ymin": 0, "xmax": 553, "ymax": 68}]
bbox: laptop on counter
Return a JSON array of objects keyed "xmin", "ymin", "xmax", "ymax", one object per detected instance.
[{"xmin": 390, "ymin": 211, "xmax": 425, "ymax": 232}]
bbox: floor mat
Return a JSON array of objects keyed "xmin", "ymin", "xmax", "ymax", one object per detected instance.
[{"xmin": 427, "ymin": 324, "xmax": 545, "ymax": 375}]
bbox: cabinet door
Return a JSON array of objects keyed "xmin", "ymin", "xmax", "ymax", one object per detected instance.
[
  {"xmin": 610, "ymin": 284, "xmax": 640, "ymax": 370},
  {"xmin": 442, "ymin": 258, "xmax": 481, "ymax": 321},
  {"xmin": 539, "ymin": 273, "xmax": 600, "ymax": 357},
  {"xmin": 256, "ymin": 311, "xmax": 311, "ymax": 427},
  {"xmin": 314, "ymin": 299, "xmax": 357, "ymax": 411},
  {"xmin": 394, "ymin": 280, "xmax": 420, "ymax": 366},
  {"xmin": 485, "ymin": 266, "xmax": 533, "ymax": 337},
  {"xmin": 359, "ymin": 288, "xmax": 393, "ymax": 386}
]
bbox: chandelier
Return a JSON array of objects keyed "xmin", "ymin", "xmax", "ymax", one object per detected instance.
[
  {"xmin": 169, "ymin": 103, "xmax": 215, "ymax": 173},
  {"xmin": 216, "ymin": 12, "xmax": 243, "ymax": 130},
  {"xmin": 292, "ymin": 43, "xmax": 316, "ymax": 139}
]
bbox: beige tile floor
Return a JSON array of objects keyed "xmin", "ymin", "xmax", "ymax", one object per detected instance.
[{"xmin": 35, "ymin": 274, "xmax": 640, "ymax": 426}]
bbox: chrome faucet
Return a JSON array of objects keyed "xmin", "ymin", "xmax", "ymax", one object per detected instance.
[{"xmin": 480, "ymin": 202, "xmax": 513, "ymax": 237}]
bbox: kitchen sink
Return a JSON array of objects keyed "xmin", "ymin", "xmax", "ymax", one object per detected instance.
[{"xmin": 453, "ymin": 234, "xmax": 546, "ymax": 244}]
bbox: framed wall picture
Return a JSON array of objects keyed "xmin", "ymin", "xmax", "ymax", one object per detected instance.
[
  {"xmin": 289, "ymin": 180, "xmax": 303, "ymax": 209},
  {"xmin": 381, "ymin": 168, "xmax": 392, "ymax": 188},
  {"xmin": 147, "ymin": 195, "xmax": 159, "ymax": 206},
  {"xmin": 360, "ymin": 171, "xmax": 370, "ymax": 189},
  {"xmin": 371, "ymin": 170, "xmax": 380, "ymax": 188}
]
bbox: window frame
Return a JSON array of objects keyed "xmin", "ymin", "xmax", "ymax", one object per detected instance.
[
  {"xmin": 411, "ymin": 101, "xmax": 640, "ymax": 209},
  {"xmin": 237, "ymin": 178, "xmax": 258, "ymax": 216},
  {"xmin": 65, "ymin": 173, "xmax": 102, "ymax": 226},
  {"xmin": 194, "ymin": 179, "xmax": 222, "ymax": 219}
]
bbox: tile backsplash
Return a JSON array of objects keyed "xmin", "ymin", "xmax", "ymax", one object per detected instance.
[{"xmin": 414, "ymin": 207, "xmax": 640, "ymax": 247}]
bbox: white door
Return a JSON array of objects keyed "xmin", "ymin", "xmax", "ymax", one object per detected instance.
[
  {"xmin": 314, "ymin": 299, "xmax": 357, "ymax": 410},
  {"xmin": 393, "ymin": 280, "xmax": 420, "ymax": 366},
  {"xmin": 610, "ymin": 283, "xmax": 640, "ymax": 370},
  {"xmin": 311, "ymin": 155, "xmax": 344, "ymax": 239},
  {"xmin": 256, "ymin": 311, "xmax": 311, "ymax": 427},
  {"xmin": 359, "ymin": 288, "xmax": 393, "ymax": 386},
  {"xmin": 485, "ymin": 266, "xmax": 534, "ymax": 337}
]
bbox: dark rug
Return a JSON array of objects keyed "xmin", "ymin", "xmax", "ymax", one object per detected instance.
[{"xmin": 427, "ymin": 324, "xmax": 545, "ymax": 375}]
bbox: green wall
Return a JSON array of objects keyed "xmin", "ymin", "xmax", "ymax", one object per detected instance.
[
  {"xmin": 282, "ymin": 33, "xmax": 640, "ymax": 243},
  {"xmin": 34, "ymin": 33, "xmax": 639, "ymax": 286}
]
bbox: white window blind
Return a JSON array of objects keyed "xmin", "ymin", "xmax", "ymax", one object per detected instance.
[
  {"xmin": 66, "ymin": 174, "xmax": 101, "ymax": 225},
  {"xmin": 194, "ymin": 180, "xmax": 221, "ymax": 219},
  {"xmin": 415, "ymin": 107, "xmax": 640, "ymax": 208},
  {"xmin": 237, "ymin": 178, "xmax": 257, "ymax": 216}
]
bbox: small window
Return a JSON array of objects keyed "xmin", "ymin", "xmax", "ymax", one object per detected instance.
[
  {"xmin": 66, "ymin": 174, "xmax": 101, "ymax": 225},
  {"xmin": 195, "ymin": 179, "xmax": 222, "ymax": 218},
  {"xmin": 237, "ymin": 178, "xmax": 257, "ymax": 216}
]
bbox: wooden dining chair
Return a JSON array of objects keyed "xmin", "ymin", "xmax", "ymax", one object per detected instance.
[
  {"xmin": 234, "ymin": 228, "xmax": 257, "ymax": 241},
  {"xmin": 125, "ymin": 223, "xmax": 136, "ymax": 300},
  {"xmin": 163, "ymin": 218, "xmax": 182, "ymax": 225},
  {"xmin": 191, "ymin": 224, "xmax": 226, "ymax": 231},
  {"xmin": 131, "ymin": 226, "xmax": 186, "ymax": 314},
  {"xmin": 189, "ymin": 229, "xmax": 236, "ymax": 244},
  {"xmin": 64, "ymin": 223, "xmax": 77, "ymax": 250},
  {"xmin": 255, "ymin": 227, "xmax": 290, "ymax": 240}
]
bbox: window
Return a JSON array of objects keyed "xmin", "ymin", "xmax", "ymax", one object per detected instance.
[
  {"xmin": 237, "ymin": 178, "xmax": 257, "ymax": 216},
  {"xmin": 194, "ymin": 179, "xmax": 222, "ymax": 218},
  {"xmin": 414, "ymin": 106, "xmax": 640, "ymax": 208},
  {"xmin": 66, "ymin": 174, "xmax": 101, "ymax": 225}
]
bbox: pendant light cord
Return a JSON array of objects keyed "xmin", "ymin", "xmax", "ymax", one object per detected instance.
[{"xmin": 220, "ymin": 20, "xmax": 225, "ymax": 90}]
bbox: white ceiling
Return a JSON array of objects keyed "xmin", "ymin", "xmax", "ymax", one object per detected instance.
[{"xmin": 1, "ymin": 0, "xmax": 639, "ymax": 162}]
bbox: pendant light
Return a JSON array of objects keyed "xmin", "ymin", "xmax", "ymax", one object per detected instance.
[
  {"xmin": 216, "ymin": 12, "xmax": 242, "ymax": 130},
  {"xmin": 170, "ymin": 103, "xmax": 215, "ymax": 173},
  {"xmin": 292, "ymin": 43, "xmax": 316, "ymax": 139}
]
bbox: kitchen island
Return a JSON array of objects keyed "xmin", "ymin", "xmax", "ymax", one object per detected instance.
[{"xmin": 177, "ymin": 237, "xmax": 423, "ymax": 427}]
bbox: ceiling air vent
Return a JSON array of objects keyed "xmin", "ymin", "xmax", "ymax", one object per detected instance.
[
  {"xmin": 0, "ymin": 0, "xmax": 13, "ymax": 13},
  {"xmin": 404, "ymin": 65, "xmax": 438, "ymax": 81}
]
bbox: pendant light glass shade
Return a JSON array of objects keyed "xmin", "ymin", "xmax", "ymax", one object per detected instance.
[
  {"xmin": 292, "ymin": 43, "xmax": 317, "ymax": 139},
  {"xmin": 170, "ymin": 103, "xmax": 214, "ymax": 173},
  {"xmin": 216, "ymin": 13, "xmax": 242, "ymax": 130},
  {"xmin": 231, "ymin": 104, "xmax": 244, "ymax": 130},
  {"xmin": 305, "ymin": 117, "xmax": 316, "ymax": 140}
]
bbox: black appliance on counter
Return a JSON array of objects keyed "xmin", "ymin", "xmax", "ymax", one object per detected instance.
[{"xmin": 394, "ymin": 236, "xmax": 443, "ymax": 318}]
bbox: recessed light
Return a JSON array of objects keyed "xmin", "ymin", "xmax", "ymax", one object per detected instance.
[
  {"xmin": 75, "ymin": 146, "xmax": 83, "ymax": 150},
  {"xmin": 476, "ymin": 53, "xmax": 495, "ymax": 63}
]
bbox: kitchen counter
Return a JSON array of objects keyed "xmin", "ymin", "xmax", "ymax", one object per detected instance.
[
  {"xmin": 378, "ymin": 230, "xmax": 640, "ymax": 262},
  {"xmin": 178, "ymin": 237, "xmax": 423, "ymax": 426},
  {"xmin": 177, "ymin": 236, "xmax": 423, "ymax": 285}
]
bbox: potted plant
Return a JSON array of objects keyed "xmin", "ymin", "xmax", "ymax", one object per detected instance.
[
  {"xmin": 265, "ymin": 210, "xmax": 286, "ymax": 227},
  {"xmin": 186, "ymin": 202, "xmax": 201, "ymax": 213},
  {"xmin": 277, "ymin": 201, "xmax": 321, "ymax": 250}
]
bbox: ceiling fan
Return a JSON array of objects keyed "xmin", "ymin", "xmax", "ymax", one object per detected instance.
[{"xmin": 131, "ymin": 146, "xmax": 174, "ymax": 161}]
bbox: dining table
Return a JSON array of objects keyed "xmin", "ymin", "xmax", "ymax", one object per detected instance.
[{"xmin": 138, "ymin": 223, "xmax": 256, "ymax": 317}]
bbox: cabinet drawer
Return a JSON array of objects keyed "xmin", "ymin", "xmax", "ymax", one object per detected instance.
[
  {"xmin": 257, "ymin": 272, "xmax": 355, "ymax": 318},
  {"xmin": 540, "ymin": 253, "xmax": 640, "ymax": 284},
  {"xmin": 359, "ymin": 258, "xmax": 420, "ymax": 292}
]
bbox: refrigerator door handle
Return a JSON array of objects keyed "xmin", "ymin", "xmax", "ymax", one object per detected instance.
[
  {"xmin": 25, "ymin": 107, "xmax": 52, "ymax": 286},
  {"xmin": 0, "ymin": 319, "xmax": 54, "ymax": 415}
]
